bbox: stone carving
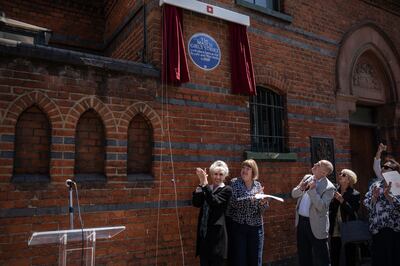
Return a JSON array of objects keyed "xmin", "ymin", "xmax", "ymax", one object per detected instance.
[{"xmin": 352, "ymin": 62, "xmax": 379, "ymax": 91}]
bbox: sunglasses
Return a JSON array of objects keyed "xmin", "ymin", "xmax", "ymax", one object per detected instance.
[{"xmin": 382, "ymin": 165, "xmax": 396, "ymax": 171}]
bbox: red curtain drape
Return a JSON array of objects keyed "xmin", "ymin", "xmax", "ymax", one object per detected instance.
[
  {"xmin": 162, "ymin": 4, "xmax": 190, "ymax": 86},
  {"xmin": 229, "ymin": 22, "xmax": 256, "ymax": 95}
]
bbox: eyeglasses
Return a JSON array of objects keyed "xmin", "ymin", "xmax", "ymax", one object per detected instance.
[
  {"xmin": 340, "ymin": 173, "xmax": 347, "ymax": 177},
  {"xmin": 382, "ymin": 165, "xmax": 396, "ymax": 171}
]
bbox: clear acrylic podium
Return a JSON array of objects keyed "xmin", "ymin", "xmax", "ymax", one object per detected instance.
[{"xmin": 28, "ymin": 226, "xmax": 125, "ymax": 266}]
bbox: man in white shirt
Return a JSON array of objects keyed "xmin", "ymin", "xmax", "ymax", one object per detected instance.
[{"xmin": 292, "ymin": 160, "xmax": 336, "ymax": 266}]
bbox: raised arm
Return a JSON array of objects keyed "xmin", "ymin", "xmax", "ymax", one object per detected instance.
[
  {"xmin": 374, "ymin": 143, "xmax": 386, "ymax": 179},
  {"xmin": 291, "ymin": 175, "xmax": 312, "ymax": 199},
  {"xmin": 203, "ymin": 185, "xmax": 232, "ymax": 208}
]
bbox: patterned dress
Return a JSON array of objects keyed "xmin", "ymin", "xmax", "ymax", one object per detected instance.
[
  {"xmin": 227, "ymin": 177, "xmax": 268, "ymax": 226},
  {"xmin": 364, "ymin": 180, "xmax": 400, "ymax": 234}
]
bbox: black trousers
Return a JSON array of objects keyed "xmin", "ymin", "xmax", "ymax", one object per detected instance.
[
  {"xmin": 297, "ymin": 215, "xmax": 330, "ymax": 266},
  {"xmin": 371, "ymin": 228, "xmax": 400, "ymax": 266},
  {"xmin": 200, "ymin": 255, "xmax": 224, "ymax": 266},
  {"xmin": 330, "ymin": 236, "xmax": 356, "ymax": 266}
]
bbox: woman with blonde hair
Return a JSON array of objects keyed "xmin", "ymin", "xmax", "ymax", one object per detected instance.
[
  {"xmin": 329, "ymin": 169, "xmax": 360, "ymax": 266},
  {"xmin": 192, "ymin": 160, "xmax": 232, "ymax": 266}
]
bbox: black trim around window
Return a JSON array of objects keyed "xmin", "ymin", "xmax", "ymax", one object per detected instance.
[
  {"xmin": 236, "ymin": 0, "xmax": 293, "ymax": 22},
  {"xmin": 250, "ymin": 87, "xmax": 287, "ymax": 153}
]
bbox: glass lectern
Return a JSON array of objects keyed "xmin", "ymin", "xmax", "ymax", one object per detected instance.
[{"xmin": 28, "ymin": 226, "xmax": 125, "ymax": 266}]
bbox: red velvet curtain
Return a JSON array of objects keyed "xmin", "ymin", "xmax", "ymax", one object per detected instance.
[
  {"xmin": 162, "ymin": 4, "xmax": 190, "ymax": 86},
  {"xmin": 229, "ymin": 22, "xmax": 256, "ymax": 95}
]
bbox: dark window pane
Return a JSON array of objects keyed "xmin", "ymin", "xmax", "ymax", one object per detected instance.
[
  {"xmin": 250, "ymin": 87, "xmax": 286, "ymax": 152},
  {"xmin": 238, "ymin": 0, "xmax": 280, "ymax": 11},
  {"xmin": 255, "ymin": 0, "xmax": 268, "ymax": 8}
]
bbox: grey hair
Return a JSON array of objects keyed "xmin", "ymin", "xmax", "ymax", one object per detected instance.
[{"xmin": 209, "ymin": 160, "xmax": 229, "ymax": 178}]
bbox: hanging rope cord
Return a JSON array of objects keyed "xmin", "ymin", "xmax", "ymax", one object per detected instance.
[{"xmin": 155, "ymin": 6, "xmax": 185, "ymax": 265}]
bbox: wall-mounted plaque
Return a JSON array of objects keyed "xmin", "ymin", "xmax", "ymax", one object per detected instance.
[
  {"xmin": 310, "ymin": 137, "xmax": 336, "ymax": 183},
  {"xmin": 188, "ymin": 33, "xmax": 221, "ymax": 71}
]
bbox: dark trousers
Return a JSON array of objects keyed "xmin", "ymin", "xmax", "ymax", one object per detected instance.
[
  {"xmin": 371, "ymin": 227, "xmax": 399, "ymax": 266},
  {"xmin": 297, "ymin": 215, "xmax": 330, "ymax": 266},
  {"xmin": 395, "ymin": 231, "xmax": 400, "ymax": 266},
  {"xmin": 229, "ymin": 220, "xmax": 264, "ymax": 266},
  {"xmin": 200, "ymin": 255, "xmax": 224, "ymax": 266},
  {"xmin": 330, "ymin": 236, "xmax": 356, "ymax": 266}
]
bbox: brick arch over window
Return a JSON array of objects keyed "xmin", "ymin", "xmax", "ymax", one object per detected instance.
[
  {"xmin": 64, "ymin": 96, "xmax": 117, "ymax": 134},
  {"xmin": 74, "ymin": 109, "xmax": 106, "ymax": 182},
  {"xmin": 13, "ymin": 105, "xmax": 51, "ymax": 183},
  {"xmin": 127, "ymin": 114, "xmax": 153, "ymax": 178},
  {"xmin": 253, "ymin": 67, "xmax": 291, "ymax": 95},
  {"xmin": 2, "ymin": 91, "xmax": 63, "ymax": 128},
  {"xmin": 118, "ymin": 102, "xmax": 161, "ymax": 181},
  {"xmin": 118, "ymin": 101, "xmax": 163, "ymax": 136},
  {"xmin": 336, "ymin": 22, "xmax": 400, "ymax": 118}
]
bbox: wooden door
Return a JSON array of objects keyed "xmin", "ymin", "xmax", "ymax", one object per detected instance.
[{"xmin": 350, "ymin": 125, "xmax": 376, "ymax": 219}]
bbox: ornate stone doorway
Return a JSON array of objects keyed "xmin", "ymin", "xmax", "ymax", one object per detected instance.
[{"xmin": 336, "ymin": 23, "xmax": 400, "ymax": 201}]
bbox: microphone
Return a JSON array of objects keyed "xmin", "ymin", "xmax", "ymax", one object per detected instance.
[{"xmin": 65, "ymin": 179, "xmax": 75, "ymax": 187}]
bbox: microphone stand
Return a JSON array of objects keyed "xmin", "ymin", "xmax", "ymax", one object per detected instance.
[{"xmin": 68, "ymin": 183, "xmax": 74, "ymax": 229}]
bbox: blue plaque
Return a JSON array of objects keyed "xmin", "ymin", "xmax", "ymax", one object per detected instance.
[{"xmin": 188, "ymin": 33, "xmax": 221, "ymax": 71}]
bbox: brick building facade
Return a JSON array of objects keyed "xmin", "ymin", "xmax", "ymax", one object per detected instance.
[{"xmin": 0, "ymin": 0, "xmax": 399, "ymax": 265}]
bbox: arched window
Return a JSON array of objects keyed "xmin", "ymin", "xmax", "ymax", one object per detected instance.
[
  {"xmin": 74, "ymin": 109, "xmax": 106, "ymax": 182},
  {"xmin": 13, "ymin": 105, "xmax": 51, "ymax": 183},
  {"xmin": 127, "ymin": 114, "xmax": 153, "ymax": 180},
  {"xmin": 250, "ymin": 86, "xmax": 286, "ymax": 152}
]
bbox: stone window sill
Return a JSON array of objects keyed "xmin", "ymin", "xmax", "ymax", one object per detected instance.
[{"xmin": 245, "ymin": 151, "xmax": 297, "ymax": 161}]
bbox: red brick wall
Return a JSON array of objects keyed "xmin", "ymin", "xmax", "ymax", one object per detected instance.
[
  {"xmin": 106, "ymin": 9, "xmax": 145, "ymax": 62},
  {"xmin": 128, "ymin": 114, "xmax": 153, "ymax": 174},
  {"xmin": 0, "ymin": 0, "xmax": 104, "ymax": 51},
  {"xmin": 104, "ymin": 0, "xmax": 140, "ymax": 40},
  {"xmin": 105, "ymin": 0, "xmax": 161, "ymax": 66},
  {"xmin": 1, "ymin": 0, "xmax": 400, "ymax": 265},
  {"xmin": 14, "ymin": 105, "xmax": 50, "ymax": 176},
  {"xmin": 75, "ymin": 110, "xmax": 105, "ymax": 175}
]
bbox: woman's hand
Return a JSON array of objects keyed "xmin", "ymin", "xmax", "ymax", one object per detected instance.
[
  {"xmin": 334, "ymin": 191, "xmax": 344, "ymax": 203},
  {"xmin": 375, "ymin": 143, "xmax": 387, "ymax": 159},
  {"xmin": 372, "ymin": 186, "xmax": 380, "ymax": 204},
  {"xmin": 259, "ymin": 198, "xmax": 269, "ymax": 206},
  {"xmin": 196, "ymin": 168, "xmax": 208, "ymax": 186}
]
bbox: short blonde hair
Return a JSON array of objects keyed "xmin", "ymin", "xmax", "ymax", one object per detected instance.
[
  {"xmin": 242, "ymin": 159, "xmax": 259, "ymax": 180},
  {"xmin": 341, "ymin": 169, "xmax": 357, "ymax": 186},
  {"xmin": 320, "ymin": 160, "xmax": 333, "ymax": 175},
  {"xmin": 209, "ymin": 160, "xmax": 229, "ymax": 178}
]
